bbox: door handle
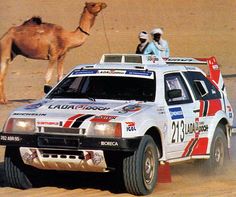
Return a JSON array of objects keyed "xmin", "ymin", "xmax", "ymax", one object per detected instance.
[{"xmin": 193, "ymin": 109, "xmax": 200, "ymax": 113}]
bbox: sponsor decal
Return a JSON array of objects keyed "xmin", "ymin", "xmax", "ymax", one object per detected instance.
[
  {"xmin": 185, "ymin": 66, "xmax": 197, "ymax": 70},
  {"xmin": 212, "ymin": 64, "xmax": 219, "ymax": 70},
  {"xmin": 0, "ymin": 135, "xmax": 22, "ymax": 142},
  {"xmin": 22, "ymin": 150, "xmax": 37, "ymax": 164},
  {"xmin": 91, "ymin": 152, "xmax": 103, "ymax": 165},
  {"xmin": 169, "ymin": 107, "xmax": 184, "ymax": 120},
  {"xmin": 72, "ymin": 70, "xmax": 97, "ymax": 75},
  {"xmin": 100, "ymin": 141, "xmax": 119, "ymax": 146},
  {"xmin": 37, "ymin": 121, "xmax": 59, "ymax": 126},
  {"xmin": 227, "ymin": 106, "xmax": 232, "ymax": 112},
  {"xmin": 208, "ymin": 57, "xmax": 221, "ymax": 85},
  {"xmin": 147, "ymin": 55, "xmax": 159, "ymax": 63},
  {"xmin": 171, "ymin": 119, "xmax": 208, "ymax": 144},
  {"xmin": 98, "ymin": 70, "xmax": 126, "ymax": 75},
  {"xmin": 125, "ymin": 70, "xmax": 152, "ymax": 76},
  {"xmin": 116, "ymin": 104, "xmax": 142, "ymax": 114},
  {"xmin": 24, "ymin": 100, "xmax": 49, "ymax": 110},
  {"xmin": 91, "ymin": 115, "xmax": 117, "ymax": 122},
  {"xmin": 13, "ymin": 112, "xmax": 46, "ymax": 116},
  {"xmin": 48, "ymin": 104, "xmax": 110, "ymax": 111},
  {"xmin": 227, "ymin": 106, "xmax": 233, "ymax": 118},
  {"xmin": 157, "ymin": 106, "xmax": 165, "ymax": 114},
  {"xmin": 125, "ymin": 122, "xmax": 136, "ymax": 132},
  {"xmin": 198, "ymin": 124, "xmax": 208, "ymax": 133}
]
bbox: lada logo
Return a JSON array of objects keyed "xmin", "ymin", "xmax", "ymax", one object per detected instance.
[{"xmin": 48, "ymin": 104, "xmax": 110, "ymax": 111}]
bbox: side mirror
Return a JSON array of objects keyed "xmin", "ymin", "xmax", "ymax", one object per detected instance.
[
  {"xmin": 168, "ymin": 89, "xmax": 182, "ymax": 99},
  {"xmin": 44, "ymin": 85, "xmax": 52, "ymax": 94}
]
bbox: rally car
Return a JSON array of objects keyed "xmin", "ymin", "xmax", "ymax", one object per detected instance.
[{"xmin": 0, "ymin": 54, "xmax": 234, "ymax": 195}]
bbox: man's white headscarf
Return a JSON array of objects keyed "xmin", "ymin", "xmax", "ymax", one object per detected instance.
[
  {"xmin": 139, "ymin": 31, "xmax": 149, "ymax": 39},
  {"xmin": 150, "ymin": 28, "xmax": 163, "ymax": 35}
]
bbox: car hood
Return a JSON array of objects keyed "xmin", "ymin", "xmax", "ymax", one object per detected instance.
[{"xmin": 11, "ymin": 99, "xmax": 153, "ymax": 123}]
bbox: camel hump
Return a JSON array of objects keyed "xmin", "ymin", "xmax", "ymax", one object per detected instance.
[{"xmin": 22, "ymin": 17, "xmax": 42, "ymax": 25}]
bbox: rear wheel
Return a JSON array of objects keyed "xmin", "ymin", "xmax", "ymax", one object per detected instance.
[
  {"xmin": 122, "ymin": 135, "xmax": 159, "ymax": 195},
  {"xmin": 201, "ymin": 125, "xmax": 228, "ymax": 174},
  {"xmin": 4, "ymin": 147, "xmax": 37, "ymax": 188}
]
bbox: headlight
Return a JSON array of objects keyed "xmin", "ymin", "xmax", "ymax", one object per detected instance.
[
  {"xmin": 4, "ymin": 118, "xmax": 36, "ymax": 133},
  {"xmin": 88, "ymin": 122, "xmax": 122, "ymax": 137}
]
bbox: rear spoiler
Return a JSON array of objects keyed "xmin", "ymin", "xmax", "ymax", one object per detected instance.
[{"xmin": 166, "ymin": 57, "xmax": 226, "ymax": 95}]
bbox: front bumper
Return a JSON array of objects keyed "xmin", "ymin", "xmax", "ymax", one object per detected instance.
[
  {"xmin": 1, "ymin": 133, "xmax": 142, "ymax": 172},
  {"xmin": 0, "ymin": 133, "xmax": 141, "ymax": 152}
]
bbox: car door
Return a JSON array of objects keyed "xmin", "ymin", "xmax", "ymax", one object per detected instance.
[{"xmin": 164, "ymin": 72, "xmax": 199, "ymax": 160}]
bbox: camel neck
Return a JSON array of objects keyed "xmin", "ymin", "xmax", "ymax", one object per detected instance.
[
  {"xmin": 67, "ymin": 8, "xmax": 96, "ymax": 49},
  {"xmin": 77, "ymin": 8, "xmax": 96, "ymax": 35}
]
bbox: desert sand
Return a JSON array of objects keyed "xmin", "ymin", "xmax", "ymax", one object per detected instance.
[{"xmin": 0, "ymin": 0, "xmax": 236, "ymax": 196}]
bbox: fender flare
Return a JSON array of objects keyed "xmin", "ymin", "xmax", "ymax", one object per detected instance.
[
  {"xmin": 206, "ymin": 110, "xmax": 230, "ymax": 153},
  {"xmin": 139, "ymin": 119, "xmax": 166, "ymax": 159}
]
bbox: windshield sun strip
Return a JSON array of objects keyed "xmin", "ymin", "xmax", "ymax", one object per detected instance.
[{"xmin": 69, "ymin": 69, "xmax": 154, "ymax": 79}]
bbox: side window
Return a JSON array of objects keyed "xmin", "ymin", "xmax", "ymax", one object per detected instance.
[
  {"xmin": 194, "ymin": 80, "xmax": 209, "ymax": 97},
  {"xmin": 165, "ymin": 73, "xmax": 193, "ymax": 105},
  {"xmin": 184, "ymin": 71, "xmax": 221, "ymax": 100}
]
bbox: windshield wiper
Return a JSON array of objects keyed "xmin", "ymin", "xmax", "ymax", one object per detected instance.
[{"xmin": 87, "ymin": 97, "xmax": 96, "ymax": 102}]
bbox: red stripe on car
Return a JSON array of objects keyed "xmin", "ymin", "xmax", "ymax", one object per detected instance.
[
  {"xmin": 182, "ymin": 138, "xmax": 195, "ymax": 157},
  {"xmin": 63, "ymin": 114, "xmax": 83, "ymax": 128},
  {"xmin": 191, "ymin": 137, "xmax": 208, "ymax": 155},
  {"xmin": 207, "ymin": 99, "xmax": 222, "ymax": 116}
]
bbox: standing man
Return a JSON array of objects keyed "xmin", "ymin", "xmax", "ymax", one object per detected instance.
[
  {"xmin": 136, "ymin": 31, "xmax": 149, "ymax": 54},
  {"xmin": 144, "ymin": 28, "xmax": 170, "ymax": 58}
]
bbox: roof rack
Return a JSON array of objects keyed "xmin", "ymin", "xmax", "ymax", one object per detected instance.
[{"xmin": 100, "ymin": 54, "xmax": 166, "ymax": 65}]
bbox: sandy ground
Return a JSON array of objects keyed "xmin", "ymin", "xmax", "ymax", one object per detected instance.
[{"xmin": 0, "ymin": 0, "xmax": 236, "ymax": 196}]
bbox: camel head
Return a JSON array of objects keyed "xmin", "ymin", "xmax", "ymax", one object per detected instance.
[{"xmin": 85, "ymin": 2, "xmax": 107, "ymax": 16}]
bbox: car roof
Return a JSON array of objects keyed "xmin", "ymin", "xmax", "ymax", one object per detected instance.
[{"xmin": 72, "ymin": 54, "xmax": 207, "ymax": 74}]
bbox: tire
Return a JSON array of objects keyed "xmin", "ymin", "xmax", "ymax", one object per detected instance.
[
  {"xmin": 201, "ymin": 124, "xmax": 228, "ymax": 174},
  {"xmin": 122, "ymin": 135, "xmax": 159, "ymax": 195},
  {"xmin": 4, "ymin": 147, "xmax": 36, "ymax": 189}
]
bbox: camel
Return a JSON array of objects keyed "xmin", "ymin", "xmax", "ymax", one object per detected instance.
[{"xmin": 0, "ymin": 2, "xmax": 107, "ymax": 104}]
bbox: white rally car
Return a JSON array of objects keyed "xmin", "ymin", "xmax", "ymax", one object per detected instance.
[{"xmin": 0, "ymin": 54, "xmax": 234, "ymax": 195}]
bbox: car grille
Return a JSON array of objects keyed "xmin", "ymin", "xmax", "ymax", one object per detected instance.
[
  {"xmin": 43, "ymin": 127, "xmax": 85, "ymax": 134},
  {"xmin": 38, "ymin": 135, "xmax": 80, "ymax": 149}
]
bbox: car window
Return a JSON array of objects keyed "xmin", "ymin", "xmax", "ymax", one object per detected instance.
[
  {"xmin": 165, "ymin": 73, "xmax": 193, "ymax": 105},
  {"xmin": 47, "ymin": 75, "xmax": 156, "ymax": 102},
  {"xmin": 184, "ymin": 71, "xmax": 221, "ymax": 100}
]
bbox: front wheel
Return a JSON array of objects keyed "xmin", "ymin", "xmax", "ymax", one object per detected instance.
[
  {"xmin": 4, "ymin": 147, "xmax": 37, "ymax": 189},
  {"xmin": 123, "ymin": 135, "xmax": 159, "ymax": 195}
]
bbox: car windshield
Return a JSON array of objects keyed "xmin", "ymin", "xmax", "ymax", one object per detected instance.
[{"xmin": 47, "ymin": 75, "xmax": 156, "ymax": 102}]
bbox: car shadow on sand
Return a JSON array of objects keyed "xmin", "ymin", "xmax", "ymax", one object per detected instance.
[
  {"xmin": 0, "ymin": 160, "xmax": 126, "ymax": 193},
  {"xmin": 0, "ymin": 162, "xmax": 6, "ymax": 187}
]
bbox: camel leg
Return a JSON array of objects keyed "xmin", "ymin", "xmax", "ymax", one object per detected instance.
[
  {"xmin": 57, "ymin": 55, "xmax": 66, "ymax": 82},
  {"xmin": 0, "ymin": 33, "xmax": 12, "ymax": 104},
  {"xmin": 45, "ymin": 59, "xmax": 56, "ymax": 85},
  {"xmin": 0, "ymin": 60, "xmax": 9, "ymax": 104}
]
